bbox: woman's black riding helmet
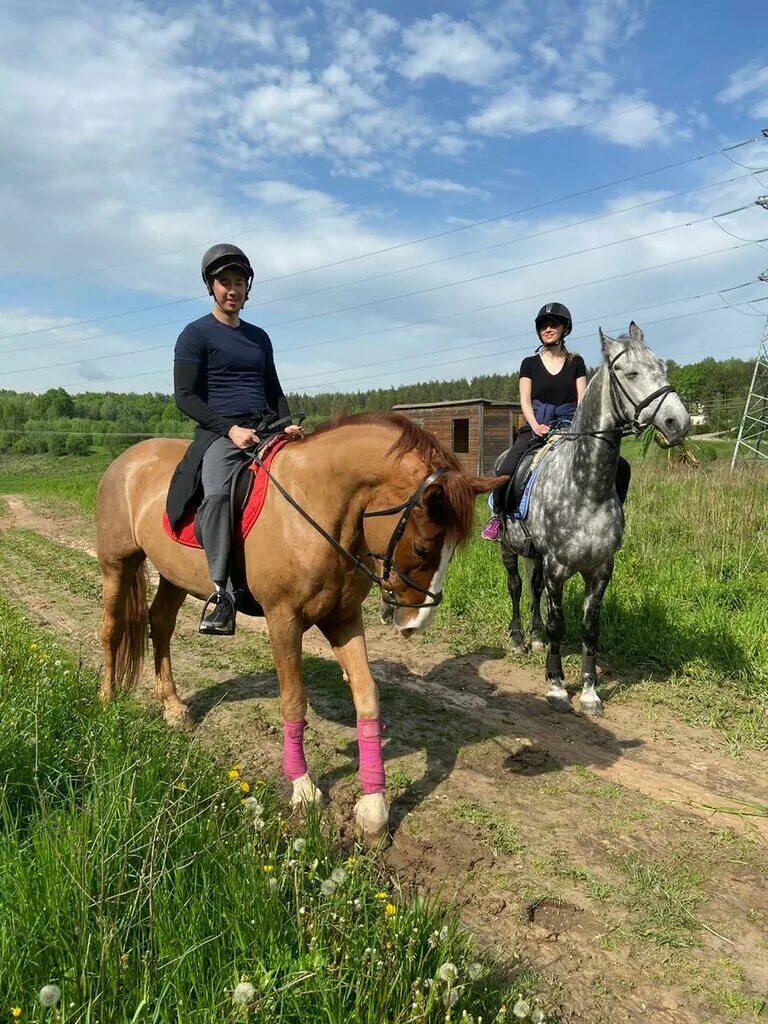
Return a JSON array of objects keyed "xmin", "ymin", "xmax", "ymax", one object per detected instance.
[
  {"xmin": 201, "ymin": 243, "xmax": 254, "ymax": 301},
  {"xmin": 535, "ymin": 301, "xmax": 572, "ymax": 338}
]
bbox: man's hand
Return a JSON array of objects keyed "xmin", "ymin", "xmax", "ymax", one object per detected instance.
[
  {"xmin": 284, "ymin": 424, "xmax": 304, "ymax": 438},
  {"xmin": 227, "ymin": 425, "xmax": 260, "ymax": 449},
  {"xmin": 531, "ymin": 422, "xmax": 550, "ymax": 438}
]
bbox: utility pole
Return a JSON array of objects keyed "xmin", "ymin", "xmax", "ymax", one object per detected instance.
[{"xmin": 731, "ymin": 268, "xmax": 768, "ymax": 468}]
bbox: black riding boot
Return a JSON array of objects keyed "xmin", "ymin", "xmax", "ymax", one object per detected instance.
[{"xmin": 199, "ymin": 591, "xmax": 236, "ymax": 636}]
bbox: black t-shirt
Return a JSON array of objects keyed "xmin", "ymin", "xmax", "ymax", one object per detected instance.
[
  {"xmin": 174, "ymin": 313, "xmax": 273, "ymax": 418},
  {"xmin": 519, "ymin": 352, "xmax": 587, "ymax": 406}
]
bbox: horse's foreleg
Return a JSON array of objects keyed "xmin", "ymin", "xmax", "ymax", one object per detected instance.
[
  {"xmin": 526, "ymin": 556, "xmax": 546, "ymax": 651},
  {"xmin": 579, "ymin": 567, "xmax": 611, "ymax": 718},
  {"xmin": 501, "ymin": 543, "xmax": 524, "ymax": 650},
  {"xmin": 266, "ymin": 610, "xmax": 323, "ymax": 810},
  {"xmin": 543, "ymin": 560, "xmax": 570, "ymax": 711},
  {"xmin": 319, "ymin": 612, "xmax": 389, "ymax": 846},
  {"xmin": 148, "ymin": 576, "xmax": 189, "ymax": 726}
]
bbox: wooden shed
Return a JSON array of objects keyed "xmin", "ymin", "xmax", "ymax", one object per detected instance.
[{"xmin": 392, "ymin": 398, "xmax": 523, "ymax": 475}]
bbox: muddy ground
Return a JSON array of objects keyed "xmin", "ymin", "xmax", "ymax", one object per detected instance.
[{"xmin": 1, "ymin": 495, "xmax": 766, "ymax": 1023}]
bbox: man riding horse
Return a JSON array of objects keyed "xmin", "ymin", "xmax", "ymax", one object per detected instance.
[{"xmin": 167, "ymin": 244, "xmax": 303, "ymax": 636}]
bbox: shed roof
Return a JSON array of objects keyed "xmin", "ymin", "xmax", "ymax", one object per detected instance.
[{"xmin": 393, "ymin": 398, "xmax": 519, "ymax": 410}]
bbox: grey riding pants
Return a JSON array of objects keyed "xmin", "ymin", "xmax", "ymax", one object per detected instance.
[{"xmin": 196, "ymin": 437, "xmax": 250, "ymax": 586}]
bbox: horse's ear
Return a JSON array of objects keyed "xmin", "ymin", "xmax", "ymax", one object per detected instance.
[
  {"xmin": 599, "ymin": 327, "xmax": 610, "ymax": 353},
  {"xmin": 466, "ymin": 475, "xmax": 509, "ymax": 495},
  {"xmin": 628, "ymin": 321, "xmax": 644, "ymax": 342}
]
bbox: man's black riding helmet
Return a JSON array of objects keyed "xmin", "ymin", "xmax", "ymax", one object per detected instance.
[
  {"xmin": 535, "ymin": 302, "xmax": 572, "ymax": 337},
  {"xmin": 201, "ymin": 243, "xmax": 254, "ymax": 297}
]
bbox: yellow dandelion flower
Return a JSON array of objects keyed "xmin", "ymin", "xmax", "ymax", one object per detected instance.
[
  {"xmin": 345, "ymin": 856, "xmax": 357, "ymax": 867},
  {"xmin": 228, "ymin": 769, "xmax": 240, "ymax": 781},
  {"xmin": 120, "ymin": 952, "xmax": 129, "ymax": 968},
  {"xmin": 29, "ymin": 643, "xmax": 37, "ymax": 651},
  {"xmin": 385, "ymin": 903, "xmax": 397, "ymax": 916},
  {"xmin": 175, "ymin": 781, "xmax": 188, "ymax": 791},
  {"xmin": 256, "ymin": 778, "xmax": 266, "ymax": 787},
  {"xmin": 240, "ymin": 973, "xmax": 250, "ymax": 983},
  {"xmin": 263, "ymin": 864, "xmax": 275, "ymax": 874},
  {"xmin": 240, "ymin": 781, "xmax": 250, "ymax": 793},
  {"xmin": 374, "ymin": 891, "xmax": 388, "ymax": 900},
  {"xmin": 10, "ymin": 1009, "xmax": 22, "ymax": 1019}
]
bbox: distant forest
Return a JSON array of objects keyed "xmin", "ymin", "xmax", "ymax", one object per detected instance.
[{"xmin": 0, "ymin": 355, "xmax": 755, "ymax": 457}]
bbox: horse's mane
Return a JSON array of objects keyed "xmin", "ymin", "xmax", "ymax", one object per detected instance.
[{"xmin": 307, "ymin": 411, "xmax": 474, "ymax": 542}]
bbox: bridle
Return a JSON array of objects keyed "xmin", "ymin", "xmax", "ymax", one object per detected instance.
[
  {"xmin": 559, "ymin": 346, "xmax": 677, "ymax": 443},
  {"xmin": 251, "ymin": 449, "xmax": 449, "ymax": 609},
  {"xmin": 605, "ymin": 347, "xmax": 677, "ymax": 436}
]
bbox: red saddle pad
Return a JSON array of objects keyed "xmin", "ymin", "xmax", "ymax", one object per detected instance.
[{"xmin": 162, "ymin": 437, "xmax": 290, "ymax": 549}]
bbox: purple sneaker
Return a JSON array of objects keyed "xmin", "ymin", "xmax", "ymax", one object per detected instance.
[{"xmin": 481, "ymin": 514, "xmax": 503, "ymax": 541}]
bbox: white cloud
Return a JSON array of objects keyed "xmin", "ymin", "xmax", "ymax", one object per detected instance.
[
  {"xmin": 392, "ymin": 172, "xmax": 487, "ymax": 199},
  {"xmin": 467, "ymin": 87, "xmax": 581, "ymax": 134},
  {"xmin": 717, "ymin": 61, "xmax": 768, "ymax": 118},
  {"xmin": 399, "ymin": 13, "xmax": 515, "ymax": 85},
  {"xmin": 589, "ymin": 99, "xmax": 681, "ymax": 147}
]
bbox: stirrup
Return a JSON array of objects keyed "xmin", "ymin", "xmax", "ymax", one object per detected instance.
[{"xmin": 199, "ymin": 591, "xmax": 236, "ymax": 636}]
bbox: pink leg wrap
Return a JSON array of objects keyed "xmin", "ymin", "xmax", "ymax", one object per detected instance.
[
  {"xmin": 357, "ymin": 718, "xmax": 385, "ymax": 794},
  {"xmin": 283, "ymin": 720, "xmax": 308, "ymax": 781}
]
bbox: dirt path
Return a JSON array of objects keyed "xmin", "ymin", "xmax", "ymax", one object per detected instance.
[{"xmin": 2, "ymin": 494, "xmax": 766, "ymax": 1024}]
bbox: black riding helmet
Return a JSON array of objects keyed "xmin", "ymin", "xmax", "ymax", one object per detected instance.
[
  {"xmin": 201, "ymin": 243, "xmax": 254, "ymax": 300},
  {"xmin": 535, "ymin": 301, "xmax": 572, "ymax": 338}
]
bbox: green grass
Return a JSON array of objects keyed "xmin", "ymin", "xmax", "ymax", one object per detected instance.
[
  {"xmin": 0, "ymin": 451, "xmax": 110, "ymax": 515},
  {"xmin": 451, "ymin": 800, "xmax": 521, "ymax": 855},
  {"xmin": 437, "ymin": 461, "xmax": 768, "ymax": 749},
  {"xmin": 619, "ymin": 852, "xmax": 704, "ymax": 947},
  {"xmin": 0, "ymin": 600, "xmax": 552, "ymax": 1023}
]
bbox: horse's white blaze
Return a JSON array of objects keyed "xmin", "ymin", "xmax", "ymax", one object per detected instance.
[
  {"xmin": 354, "ymin": 792, "xmax": 389, "ymax": 836},
  {"xmin": 394, "ymin": 541, "xmax": 454, "ymax": 634},
  {"xmin": 291, "ymin": 774, "xmax": 323, "ymax": 807}
]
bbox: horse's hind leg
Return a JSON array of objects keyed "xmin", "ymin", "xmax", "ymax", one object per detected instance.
[
  {"xmin": 318, "ymin": 611, "xmax": 388, "ymax": 846},
  {"xmin": 148, "ymin": 576, "xmax": 189, "ymax": 726},
  {"xmin": 578, "ymin": 567, "xmax": 611, "ymax": 718},
  {"xmin": 526, "ymin": 556, "xmax": 546, "ymax": 651},
  {"xmin": 543, "ymin": 559, "xmax": 571, "ymax": 712},
  {"xmin": 266, "ymin": 608, "xmax": 323, "ymax": 810},
  {"xmin": 99, "ymin": 553, "xmax": 147, "ymax": 705},
  {"xmin": 501, "ymin": 543, "xmax": 525, "ymax": 650}
]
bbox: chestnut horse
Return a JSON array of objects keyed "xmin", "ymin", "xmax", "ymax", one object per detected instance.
[{"xmin": 96, "ymin": 412, "xmax": 502, "ymax": 843}]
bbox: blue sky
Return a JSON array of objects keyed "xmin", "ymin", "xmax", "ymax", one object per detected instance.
[{"xmin": 1, "ymin": 0, "xmax": 767, "ymax": 401}]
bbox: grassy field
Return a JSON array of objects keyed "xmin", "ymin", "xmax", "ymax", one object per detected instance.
[
  {"xmin": 439, "ymin": 456, "xmax": 768, "ymax": 751},
  {"xmin": 0, "ymin": 598, "xmax": 550, "ymax": 1023}
]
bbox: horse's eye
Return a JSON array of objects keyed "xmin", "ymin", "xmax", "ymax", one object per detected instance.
[
  {"xmin": 625, "ymin": 371, "xmax": 638, "ymax": 379},
  {"xmin": 413, "ymin": 543, "xmax": 429, "ymax": 561}
]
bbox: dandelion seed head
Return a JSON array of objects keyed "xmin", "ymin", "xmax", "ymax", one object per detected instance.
[
  {"xmin": 243, "ymin": 797, "xmax": 263, "ymax": 815},
  {"xmin": 320, "ymin": 878, "xmax": 337, "ymax": 896},
  {"xmin": 512, "ymin": 998, "xmax": 530, "ymax": 1019},
  {"xmin": 38, "ymin": 985, "xmax": 61, "ymax": 1008},
  {"xmin": 292, "ymin": 838, "xmax": 306, "ymax": 852},
  {"xmin": 331, "ymin": 867, "xmax": 346, "ymax": 884},
  {"xmin": 232, "ymin": 981, "xmax": 256, "ymax": 1005},
  {"xmin": 468, "ymin": 962, "xmax": 483, "ymax": 981},
  {"xmin": 439, "ymin": 925, "xmax": 449, "ymax": 941},
  {"xmin": 444, "ymin": 987, "xmax": 460, "ymax": 1008},
  {"xmin": 531, "ymin": 1009, "xmax": 544, "ymax": 1024},
  {"xmin": 268, "ymin": 877, "xmax": 278, "ymax": 890},
  {"xmin": 438, "ymin": 962, "xmax": 458, "ymax": 983}
]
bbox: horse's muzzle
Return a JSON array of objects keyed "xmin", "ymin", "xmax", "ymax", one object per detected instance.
[{"xmin": 653, "ymin": 395, "xmax": 691, "ymax": 447}]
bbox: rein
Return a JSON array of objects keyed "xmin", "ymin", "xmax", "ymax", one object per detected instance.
[{"xmin": 249, "ymin": 446, "xmax": 449, "ymax": 609}]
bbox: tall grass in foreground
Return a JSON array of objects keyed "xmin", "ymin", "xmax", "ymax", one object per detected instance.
[
  {"xmin": 0, "ymin": 602, "xmax": 549, "ymax": 1023},
  {"xmin": 440, "ymin": 462, "xmax": 768, "ymax": 747}
]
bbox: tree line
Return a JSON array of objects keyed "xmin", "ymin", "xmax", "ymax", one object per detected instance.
[{"xmin": 0, "ymin": 355, "xmax": 755, "ymax": 458}]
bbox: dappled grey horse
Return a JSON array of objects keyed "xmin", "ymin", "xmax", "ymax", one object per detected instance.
[{"xmin": 501, "ymin": 322, "xmax": 690, "ymax": 716}]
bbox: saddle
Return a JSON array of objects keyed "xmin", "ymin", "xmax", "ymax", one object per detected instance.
[
  {"xmin": 494, "ymin": 429, "xmax": 563, "ymax": 519},
  {"xmin": 161, "ymin": 433, "xmax": 290, "ymax": 617}
]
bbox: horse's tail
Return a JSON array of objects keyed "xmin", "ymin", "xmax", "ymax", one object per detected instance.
[{"xmin": 114, "ymin": 560, "xmax": 149, "ymax": 693}]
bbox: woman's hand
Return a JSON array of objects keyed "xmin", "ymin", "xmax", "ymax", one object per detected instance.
[
  {"xmin": 227, "ymin": 425, "xmax": 260, "ymax": 449},
  {"xmin": 531, "ymin": 422, "xmax": 551, "ymax": 438},
  {"xmin": 284, "ymin": 424, "xmax": 304, "ymax": 438}
]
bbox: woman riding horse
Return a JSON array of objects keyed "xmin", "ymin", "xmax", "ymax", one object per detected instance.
[
  {"xmin": 481, "ymin": 302, "xmax": 630, "ymax": 539},
  {"xmin": 168, "ymin": 243, "xmax": 303, "ymax": 636}
]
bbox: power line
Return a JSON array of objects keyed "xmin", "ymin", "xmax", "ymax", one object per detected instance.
[
  {"xmin": 3, "ymin": 211, "xmax": 760, "ymax": 373},
  {"xmin": 0, "ymin": 136, "xmax": 763, "ymax": 344}
]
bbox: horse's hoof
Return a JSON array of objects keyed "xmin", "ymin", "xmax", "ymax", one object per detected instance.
[
  {"xmin": 354, "ymin": 793, "xmax": 390, "ymax": 849},
  {"xmin": 579, "ymin": 697, "xmax": 604, "ymax": 718},
  {"xmin": 509, "ymin": 639, "xmax": 527, "ymax": 655},
  {"xmin": 546, "ymin": 686, "xmax": 571, "ymax": 712},
  {"xmin": 291, "ymin": 774, "xmax": 325, "ymax": 812},
  {"xmin": 164, "ymin": 705, "xmax": 193, "ymax": 730},
  {"xmin": 530, "ymin": 638, "xmax": 545, "ymax": 652}
]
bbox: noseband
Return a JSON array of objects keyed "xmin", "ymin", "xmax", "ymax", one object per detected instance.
[
  {"xmin": 606, "ymin": 347, "xmax": 677, "ymax": 436},
  {"xmin": 251, "ymin": 451, "xmax": 450, "ymax": 610}
]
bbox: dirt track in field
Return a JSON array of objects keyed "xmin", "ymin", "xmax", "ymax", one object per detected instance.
[{"xmin": 2, "ymin": 494, "xmax": 767, "ymax": 1024}]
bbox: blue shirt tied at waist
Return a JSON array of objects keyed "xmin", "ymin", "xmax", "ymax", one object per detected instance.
[{"xmin": 532, "ymin": 399, "xmax": 577, "ymax": 425}]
